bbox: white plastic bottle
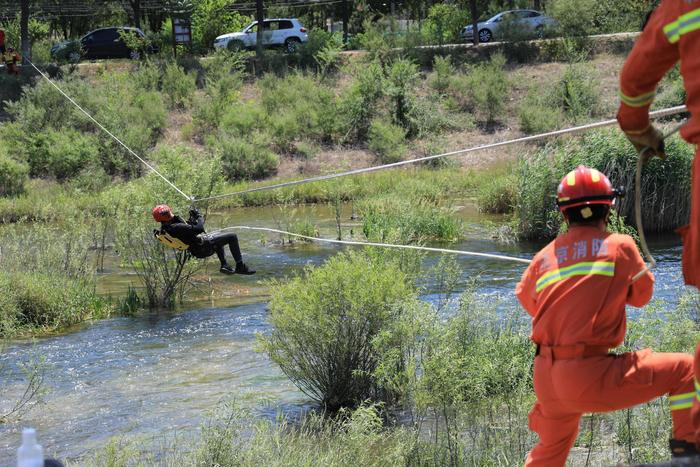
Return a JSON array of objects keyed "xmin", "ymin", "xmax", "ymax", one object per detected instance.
[{"xmin": 16, "ymin": 428, "xmax": 44, "ymax": 467}]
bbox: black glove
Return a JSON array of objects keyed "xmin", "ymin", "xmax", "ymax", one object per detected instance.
[{"xmin": 189, "ymin": 208, "xmax": 200, "ymax": 219}]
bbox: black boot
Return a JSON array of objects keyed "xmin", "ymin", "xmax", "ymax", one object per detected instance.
[
  {"xmin": 670, "ymin": 439, "xmax": 700, "ymax": 458},
  {"xmin": 235, "ymin": 262, "xmax": 256, "ymax": 275},
  {"xmin": 220, "ymin": 264, "xmax": 236, "ymax": 275}
]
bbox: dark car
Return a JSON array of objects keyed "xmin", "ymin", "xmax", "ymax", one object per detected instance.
[{"xmin": 51, "ymin": 27, "xmax": 156, "ymax": 61}]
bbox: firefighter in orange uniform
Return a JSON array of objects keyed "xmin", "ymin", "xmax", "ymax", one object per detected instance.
[
  {"xmin": 516, "ymin": 166, "xmax": 696, "ymax": 465},
  {"xmin": 616, "ymin": 0, "xmax": 700, "ymax": 450}
]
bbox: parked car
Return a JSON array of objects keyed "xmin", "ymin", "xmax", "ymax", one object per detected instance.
[
  {"xmin": 51, "ymin": 27, "xmax": 156, "ymax": 61},
  {"xmin": 460, "ymin": 10, "xmax": 557, "ymax": 43},
  {"xmin": 213, "ymin": 18, "xmax": 308, "ymax": 53}
]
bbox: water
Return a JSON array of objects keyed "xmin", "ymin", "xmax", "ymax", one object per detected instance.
[{"xmin": 0, "ymin": 203, "xmax": 690, "ymax": 464}]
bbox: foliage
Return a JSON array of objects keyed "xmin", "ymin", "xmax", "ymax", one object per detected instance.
[
  {"xmin": 161, "ymin": 62, "xmax": 197, "ymax": 109},
  {"xmin": 556, "ymin": 62, "xmax": 600, "ymax": 122},
  {"xmin": 476, "ymin": 170, "xmax": 518, "ymax": 214},
  {"xmin": 359, "ymin": 194, "xmax": 462, "ymax": 243},
  {"xmin": 0, "ymin": 151, "xmax": 29, "ymax": 197},
  {"xmin": 428, "ymin": 55, "xmax": 454, "ymax": 93},
  {"xmin": 368, "ymin": 118, "xmax": 406, "ymax": 164},
  {"xmin": 25, "ymin": 129, "xmax": 100, "ymax": 180},
  {"xmin": 423, "ymin": 3, "xmax": 467, "ymax": 46},
  {"xmin": 516, "ymin": 129, "xmax": 693, "ymax": 240},
  {"xmin": 339, "ymin": 61, "xmax": 385, "ymax": 142},
  {"xmin": 449, "ymin": 53, "xmax": 508, "ymax": 125},
  {"xmin": 191, "ymin": 0, "xmax": 251, "ymax": 52},
  {"xmin": 259, "ymin": 250, "xmax": 420, "ymax": 410},
  {"xmin": 297, "ymin": 30, "xmax": 344, "ymax": 76},
  {"xmin": 384, "ymin": 58, "xmax": 420, "ymax": 129},
  {"xmin": 0, "ymin": 271, "xmax": 110, "ymax": 338},
  {"xmin": 550, "ymin": 0, "xmax": 598, "ymax": 38},
  {"xmin": 214, "ymin": 134, "xmax": 280, "ymax": 181}
]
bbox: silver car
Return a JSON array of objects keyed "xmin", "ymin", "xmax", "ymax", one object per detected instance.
[
  {"xmin": 213, "ymin": 18, "xmax": 309, "ymax": 53},
  {"xmin": 460, "ymin": 10, "xmax": 557, "ymax": 43}
]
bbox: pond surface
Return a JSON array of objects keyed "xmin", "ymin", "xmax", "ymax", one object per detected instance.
[{"xmin": 0, "ymin": 202, "xmax": 690, "ymax": 464}]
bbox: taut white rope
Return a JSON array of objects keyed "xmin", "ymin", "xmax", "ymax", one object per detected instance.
[
  {"xmin": 193, "ymin": 105, "xmax": 688, "ymax": 203},
  {"xmin": 210, "ymin": 226, "xmax": 533, "ymax": 264}
]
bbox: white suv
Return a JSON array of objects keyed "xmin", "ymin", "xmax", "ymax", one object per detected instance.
[{"xmin": 214, "ymin": 18, "xmax": 309, "ymax": 53}]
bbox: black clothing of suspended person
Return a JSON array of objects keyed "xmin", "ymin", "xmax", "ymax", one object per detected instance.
[{"xmin": 152, "ymin": 204, "xmax": 255, "ymax": 275}]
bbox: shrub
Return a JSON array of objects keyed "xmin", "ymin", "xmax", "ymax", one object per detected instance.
[
  {"xmin": 555, "ymin": 62, "xmax": 600, "ymax": 122},
  {"xmin": 191, "ymin": 0, "xmax": 250, "ymax": 52},
  {"xmin": 384, "ymin": 58, "xmax": 419, "ymax": 128},
  {"xmin": 0, "ymin": 272, "xmax": 111, "ymax": 338},
  {"xmin": 550, "ymin": 0, "xmax": 597, "ymax": 37},
  {"xmin": 339, "ymin": 61, "xmax": 385, "ymax": 141},
  {"xmin": 450, "ymin": 54, "xmax": 508, "ymax": 125},
  {"xmin": 428, "ymin": 55, "xmax": 454, "ymax": 93},
  {"xmin": 26, "ymin": 129, "xmax": 100, "ymax": 180},
  {"xmin": 0, "ymin": 152, "xmax": 29, "ymax": 197},
  {"xmin": 519, "ymin": 87, "xmax": 564, "ymax": 134},
  {"xmin": 214, "ymin": 134, "xmax": 279, "ymax": 181},
  {"xmin": 476, "ymin": 171, "xmax": 518, "ymax": 214},
  {"xmin": 359, "ymin": 194, "xmax": 462, "ymax": 242},
  {"xmin": 423, "ymin": 3, "xmax": 468, "ymax": 46},
  {"xmin": 516, "ymin": 129, "xmax": 693, "ymax": 240},
  {"xmin": 161, "ymin": 62, "xmax": 197, "ymax": 109},
  {"xmin": 259, "ymin": 250, "xmax": 419, "ymax": 410},
  {"xmin": 368, "ymin": 119, "xmax": 406, "ymax": 164}
]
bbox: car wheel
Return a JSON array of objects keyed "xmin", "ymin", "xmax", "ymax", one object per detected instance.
[
  {"xmin": 535, "ymin": 25, "xmax": 545, "ymax": 39},
  {"xmin": 479, "ymin": 29, "xmax": 492, "ymax": 43},
  {"xmin": 285, "ymin": 37, "xmax": 301, "ymax": 53},
  {"xmin": 227, "ymin": 40, "xmax": 244, "ymax": 52},
  {"xmin": 129, "ymin": 50, "xmax": 141, "ymax": 60},
  {"xmin": 68, "ymin": 51, "xmax": 81, "ymax": 63}
]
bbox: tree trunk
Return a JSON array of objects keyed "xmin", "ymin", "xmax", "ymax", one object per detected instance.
[
  {"xmin": 470, "ymin": 0, "xmax": 479, "ymax": 46},
  {"xmin": 129, "ymin": 0, "xmax": 141, "ymax": 29},
  {"xmin": 342, "ymin": 0, "xmax": 349, "ymax": 43},
  {"xmin": 20, "ymin": 0, "xmax": 29, "ymax": 65},
  {"xmin": 534, "ymin": 0, "xmax": 541, "ymax": 10},
  {"xmin": 256, "ymin": 0, "xmax": 264, "ymax": 59}
]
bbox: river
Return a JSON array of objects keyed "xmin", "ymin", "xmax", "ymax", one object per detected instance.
[{"xmin": 0, "ymin": 203, "xmax": 690, "ymax": 464}]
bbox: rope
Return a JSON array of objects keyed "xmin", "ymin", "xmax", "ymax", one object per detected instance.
[
  {"xmin": 631, "ymin": 121, "xmax": 687, "ymax": 283},
  {"xmin": 192, "ymin": 105, "xmax": 689, "ymax": 204},
  {"xmin": 25, "ymin": 58, "xmax": 193, "ymax": 202},
  {"xmin": 209, "ymin": 226, "xmax": 533, "ymax": 264}
]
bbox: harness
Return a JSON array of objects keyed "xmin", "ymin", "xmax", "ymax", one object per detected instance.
[{"xmin": 153, "ymin": 230, "xmax": 190, "ymax": 251}]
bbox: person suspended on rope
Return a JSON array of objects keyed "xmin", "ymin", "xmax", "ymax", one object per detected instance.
[
  {"xmin": 617, "ymin": 0, "xmax": 700, "ymax": 449},
  {"xmin": 152, "ymin": 204, "xmax": 255, "ymax": 275},
  {"xmin": 3, "ymin": 46, "xmax": 21, "ymax": 76},
  {"xmin": 516, "ymin": 166, "xmax": 697, "ymax": 466}
]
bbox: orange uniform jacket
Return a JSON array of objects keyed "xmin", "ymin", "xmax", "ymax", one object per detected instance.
[
  {"xmin": 516, "ymin": 226, "xmax": 653, "ymax": 347},
  {"xmin": 617, "ymin": 0, "xmax": 700, "ymax": 144}
]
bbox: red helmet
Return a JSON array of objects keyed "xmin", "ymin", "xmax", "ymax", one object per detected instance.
[
  {"xmin": 556, "ymin": 165, "xmax": 616, "ymax": 213},
  {"xmin": 152, "ymin": 204, "xmax": 174, "ymax": 222}
]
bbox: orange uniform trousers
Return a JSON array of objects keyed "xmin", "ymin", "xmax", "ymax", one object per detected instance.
[{"xmin": 525, "ymin": 348, "xmax": 694, "ymax": 466}]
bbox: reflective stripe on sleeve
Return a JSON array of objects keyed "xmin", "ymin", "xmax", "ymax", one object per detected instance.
[
  {"xmin": 695, "ymin": 379, "xmax": 700, "ymax": 402},
  {"xmin": 536, "ymin": 261, "xmax": 615, "ymax": 293},
  {"xmin": 620, "ymin": 89, "xmax": 656, "ymax": 108},
  {"xmin": 669, "ymin": 392, "xmax": 695, "ymax": 411},
  {"xmin": 663, "ymin": 7, "xmax": 700, "ymax": 43}
]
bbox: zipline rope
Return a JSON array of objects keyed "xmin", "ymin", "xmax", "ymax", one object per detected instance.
[
  {"xmin": 25, "ymin": 56, "xmax": 689, "ymax": 204},
  {"xmin": 631, "ymin": 121, "xmax": 687, "ymax": 283},
  {"xmin": 25, "ymin": 58, "xmax": 193, "ymax": 201},
  {"xmin": 209, "ymin": 226, "xmax": 533, "ymax": 264},
  {"xmin": 191, "ymin": 105, "xmax": 689, "ymax": 204}
]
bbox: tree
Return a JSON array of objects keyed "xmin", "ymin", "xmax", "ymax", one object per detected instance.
[
  {"xmin": 469, "ymin": 0, "xmax": 479, "ymax": 46},
  {"xmin": 126, "ymin": 0, "xmax": 141, "ymax": 28},
  {"xmin": 20, "ymin": 0, "xmax": 29, "ymax": 65}
]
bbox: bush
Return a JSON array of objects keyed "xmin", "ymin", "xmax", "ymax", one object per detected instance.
[
  {"xmin": 0, "ymin": 152, "xmax": 29, "ymax": 197},
  {"xmin": 476, "ymin": 171, "xmax": 518, "ymax": 214},
  {"xmin": 26, "ymin": 129, "xmax": 100, "ymax": 180},
  {"xmin": 191, "ymin": 0, "xmax": 250, "ymax": 52},
  {"xmin": 339, "ymin": 61, "xmax": 385, "ymax": 142},
  {"xmin": 359, "ymin": 194, "xmax": 462, "ymax": 242},
  {"xmin": 550, "ymin": 0, "xmax": 597, "ymax": 37},
  {"xmin": 556, "ymin": 62, "xmax": 600, "ymax": 122},
  {"xmin": 450, "ymin": 54, "xmax": 508, "ymax": 125},
  {"xmin": 519, "ymin": 87, "xmax": 564, "ymax": 134},
  {"xmin": 368, "ymin": 119, "xmax": 406, "ymax": 164},
  {"xmin": 428, "ymin": 55, "xmax": 454, "ymax": 93},
  {"xmin": 214, "ymin": 134, "xmax": 279, "ymax": 181},
  {"xmin": 423, "ymin": 3, "xmax": 468, "ymax": 46},
  {"xmin": 259, "ymin": 250, "xmax": 419, "ymax": 410},
  {"xmin": 516, "ymin": 129, "xmax": 693, "ymax": 240},
  {"xmin": 384, "ymin": 58, "xmax": 419, "ymax": 128},
  {"xmin": 0, "ymin": 272, "xmax": 111, "ymax": 337},
  {"xmin": 161, "ymin": 62, "xmax": 197, "ymax": 109}
]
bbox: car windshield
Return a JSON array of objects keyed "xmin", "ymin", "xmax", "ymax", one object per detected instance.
[
  {"xmin": 486, "ymin": 13, "xmax": 502, "ymax": 23},
  {"xmin": 243, "ymin": 22, "xmax": 256, "ymax": 32}
]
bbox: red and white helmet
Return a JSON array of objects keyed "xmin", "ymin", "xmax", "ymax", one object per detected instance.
[
  {"xmin": 556, "ymin": 165, "xmax": 618, "ymax": 213},
  {"xmin": 152, "ymin": 204, "xmax": 174, "ymax": 222}
]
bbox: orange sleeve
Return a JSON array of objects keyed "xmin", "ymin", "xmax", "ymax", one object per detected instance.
[
  {"xmin": 515, "ymin": 259, "xmax": 538, "ymax": 317},
  {"xmin": 617, "ymin": 0, "xmax": 681, "ymax": 133},
  {"xmin": 617, "ymin": 237, "xmax": 655, "ymax": 307}
]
